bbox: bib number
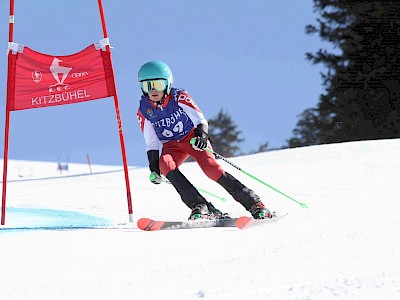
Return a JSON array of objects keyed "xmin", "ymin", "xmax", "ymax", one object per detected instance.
[{"xmin": 162, "ymin": 121, "xmax": 184, "ymax": 138}]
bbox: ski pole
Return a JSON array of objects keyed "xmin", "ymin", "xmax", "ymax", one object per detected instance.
[
  {"xmin": 192, "ymin": 186, "xmax": 227, "ymax": 202},
  {"xmin": 149, "ymin": 173, "xmax": 227, "ymax": 202},
  {"xmin": 190, "ymin": 138, "xmax": 308, "ymax": 208}
]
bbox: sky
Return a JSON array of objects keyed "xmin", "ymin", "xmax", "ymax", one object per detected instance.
[
  {"xmin": 0, "ymin": 0, "xmax": 330, "ymax": 167},
  {"xmin": 1, "ymin": 139, "xmax": 399, "ymax": 299}
]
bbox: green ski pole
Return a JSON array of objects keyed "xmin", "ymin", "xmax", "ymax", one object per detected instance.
[
  {"xmin": 149, "ymin": 173, "xmax": 227, "ymax": 202},
  {"xmin": 190, "ymin": 138, "xmax": 308, "ymax": 208}
]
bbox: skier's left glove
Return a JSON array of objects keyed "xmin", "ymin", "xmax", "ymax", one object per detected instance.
[{"xmin": 192, "ymin": 124, "xmax": 209, "ymax": 151}]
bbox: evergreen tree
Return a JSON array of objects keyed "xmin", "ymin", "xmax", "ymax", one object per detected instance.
[
  {"xmin": 289, "ymin": 0, "xmax": 400, "ymax": 147},
  {"xmin": 255, "ymin": 142, "xmax": 270, "ymax": 153},
  {"xmin": 246, "ymin": 142, "xmax": 270, "ymax": 155},
  {"xmin": 287, "ymin": 108, "xmax": 321, "ymax": 147},
  {"xmin": 208, "ymin": 109, "xmax": 244, "ymax": 157}
]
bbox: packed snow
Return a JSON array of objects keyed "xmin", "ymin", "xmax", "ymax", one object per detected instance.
[{"xmin": 1, "ymin": 139, "xmax": 399, "ymax": 299}]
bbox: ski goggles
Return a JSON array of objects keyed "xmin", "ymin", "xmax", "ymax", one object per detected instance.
[{"xmin": 140, "ymin": 79, "xmax": 167, "ymax": 93}]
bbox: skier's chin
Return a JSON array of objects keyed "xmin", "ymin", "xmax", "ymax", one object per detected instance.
[{"xmin": 149, "ymin": 94, "xmax": 162, "ymax": 101}]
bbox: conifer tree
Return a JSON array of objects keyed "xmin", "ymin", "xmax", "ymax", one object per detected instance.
[
  {"xmin": 289, "ymin": 1, "xmax": 400, "ymax": 147},
  {"xmin": 208, "ymin": 109, "xmax": 244, "ymax": 157}
]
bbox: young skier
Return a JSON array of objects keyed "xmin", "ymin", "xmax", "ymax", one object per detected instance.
[{"xmin": 136, "ymin": 60, "xmax": 273, "ymax": 220}]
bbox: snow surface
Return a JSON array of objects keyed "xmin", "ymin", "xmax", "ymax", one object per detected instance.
[{"xmin": 1, "ymin": 139, "xmax": 399, "ymax": 300}]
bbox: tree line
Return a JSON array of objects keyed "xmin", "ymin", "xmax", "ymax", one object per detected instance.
[{"xmin": 209, "ymin": 1, "xmax": 400, "ymax": 156}]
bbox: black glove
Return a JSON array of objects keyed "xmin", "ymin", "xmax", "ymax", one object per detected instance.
[
  {"xmin": 192, "ymin": 124, "xmax": 209, "ymax": 151},
  {"xmin": 147, "ymin": 150, "xmax": 161, "ymax": 184}
]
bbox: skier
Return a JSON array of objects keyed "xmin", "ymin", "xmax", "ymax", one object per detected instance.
[{"xmin": 136, "ymin": 60, "xmax": 273, "ymax": 220}]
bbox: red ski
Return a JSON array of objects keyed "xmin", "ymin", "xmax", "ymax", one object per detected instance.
[
  {"xmin": 235, "ymin": 213, "xmax": 289, "ymax": 229},
  {"xmin": 137, "ymin": 213, "xmax": 288, "ymax": 231},
  {"xmin": 137, "ymin": 217, "xmax": 238, "ymax": 231}
]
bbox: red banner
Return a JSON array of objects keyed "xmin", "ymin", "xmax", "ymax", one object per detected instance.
[{"xmin": 7, "ymin": 44, "xmax": 115, "ymax": 111}]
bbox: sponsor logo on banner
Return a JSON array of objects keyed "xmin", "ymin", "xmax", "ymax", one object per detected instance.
[
  {"xmin": 32, "ymin": 70, "xmax": 42, "ymax": 83},
  {"xmin": 48, "ymin": 58, "xmax": 71, "ymax": 92},
  {"xmin": 30, "ymin": 57, "xmax": 91, "ymax": 107},
  {"xmin": 12, "ymin": 45, "xmax": 111, "ymax": 111}
]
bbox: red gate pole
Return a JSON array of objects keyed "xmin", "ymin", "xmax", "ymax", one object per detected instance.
[
  {"xmin": 97, "ymin": 0, "xmax": 133, "ymax": 222},
  {"xmin": 1, "ymin": 0, "xmax": 15, "ymax": 225}
]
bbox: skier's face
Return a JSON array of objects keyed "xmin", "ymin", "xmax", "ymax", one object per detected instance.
[{"xmin": 148, "ymin": 89, "xmax": 164, "ymax": 102}]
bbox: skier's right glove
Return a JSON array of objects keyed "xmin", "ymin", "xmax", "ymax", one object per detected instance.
[
  {"xmin": 147, "ymin": 150, "xmax": 162, "ymax": 184},
  {"xmin": 149, "ymin": 171, "xmax": 162, "ymax": 184}
]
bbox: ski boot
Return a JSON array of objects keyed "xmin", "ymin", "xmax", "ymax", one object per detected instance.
[
  {"xmin": 188, "ymin": 203, "xmax": 231, "ymax": 220},
  {"xmin": 188, "ymin": 203, "xmax": 211, "ymax": 220},
  {"xmin": 250, "ymin": 202, "xmax": 273, "ymax": 219},
  {"xmin": 207, "ymin": 202, "xmax": 231, "ymax": 219}
]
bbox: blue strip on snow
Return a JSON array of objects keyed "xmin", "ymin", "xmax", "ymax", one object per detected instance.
[{"xmin": 0, "ymin": 207, "xmax": 117, "ymax": 231}]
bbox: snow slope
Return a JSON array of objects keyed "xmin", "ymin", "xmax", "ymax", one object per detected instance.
[{"xmin": 1, "ymin": 139, "xmax": 399, "ymax": 299}]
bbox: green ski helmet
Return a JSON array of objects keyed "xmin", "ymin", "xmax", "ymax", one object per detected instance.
[{"xmin": 138, "ymin": 60, "xmax": 173, "ymax": 94}]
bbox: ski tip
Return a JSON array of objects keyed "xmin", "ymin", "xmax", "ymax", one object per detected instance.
[
  {"xmin": 236, "ymin": 213, "xmax": 288, "ymax": 229},
  {"xmin": 235, "ymin": 216, "xmax": 254, "ymax": 230},
  {"xmin": 137, "ymin": 218, "xmax": 164, "ymax": 231}
]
